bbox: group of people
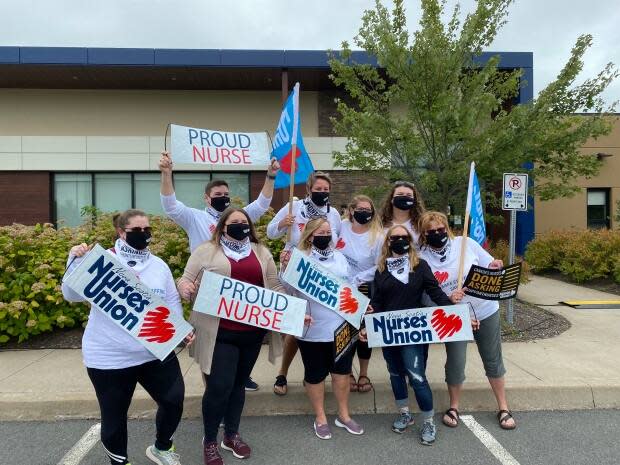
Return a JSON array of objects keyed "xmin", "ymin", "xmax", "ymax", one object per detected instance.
[{"xmin": 61, "ymin": 151, "xmax": 515, "ymax": 465}]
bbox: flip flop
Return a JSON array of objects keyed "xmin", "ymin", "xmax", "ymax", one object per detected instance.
[
  {"xmin": 442, "ymin": 408, "xmax": 460, "ymax": 428},
  {"xmin": 273, "ymin": 375, "xmax": 288, "ymax": 396},
  {"xmin": 349, "ymin": 374, "xmax": 359, "ymax": 392},
  {"xmin": 497, "ymin": 410, "xmax": 517, "ymax": 430},
  {"xmin": 357, "ymin": 375, "xmax": 373, "ymax": 393}
]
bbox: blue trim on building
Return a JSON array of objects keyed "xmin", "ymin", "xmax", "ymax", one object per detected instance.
[
  {"xmin": 516, "ymin": 67, "xmax": 535, "ymax": 255},
  {"xmin": 1, "ymin": 46, "xmax": 533, "ymax": 70}
]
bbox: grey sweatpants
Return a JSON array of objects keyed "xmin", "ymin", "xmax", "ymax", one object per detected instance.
[{"xmin": 444, "ymin": 310, "xmax": 506, "ymax": 385}]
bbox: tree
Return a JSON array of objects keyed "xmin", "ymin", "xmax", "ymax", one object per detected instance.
[{"xmin": 329, "ymin": 0, "xmax": 618, "ymax": 214}]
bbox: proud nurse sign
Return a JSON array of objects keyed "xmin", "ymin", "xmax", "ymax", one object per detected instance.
[{"xmin": 170, "ymin": 124, "xmax": 271, "ymax": 167}]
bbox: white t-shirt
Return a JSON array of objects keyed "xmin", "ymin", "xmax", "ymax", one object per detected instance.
[
  {"xmin": 267, "ymin": 198, "xmax": 342, "ymax": 249},
  {"xmin": 337, "ymin": 220, "xmax": 384, "ymax": 286},
  {"xmin": 62, "ymin": 245, "xmax": 183, "ymax": 369},
  {"xmin": 282, "ymin": 249, "xmax": 350, "ymax": 343},
  {"xmin": 161, "ymin": 192, "xmax": 271, "ymax": 252},
  {"xmin": 418, "ymin": 236, "xmax": 498, "ymax": 321}
]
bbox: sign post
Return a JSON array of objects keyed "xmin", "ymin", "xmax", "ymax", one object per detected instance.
[{"xmin": 502, "ymin": 173, "xmax": 528, "ymax": 325}]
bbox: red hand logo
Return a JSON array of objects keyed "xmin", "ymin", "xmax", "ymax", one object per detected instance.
[
  {"xmin": 431, "ymin": 308, "xmax": 462, "ymax": 340},
  {"xmin": 434, "ymin": 271, "xmax": 449, "ymax": 284},
  {"xmin": 298, "ymin": 223, "xmax": 305, "ymax": 232},
  {"xmin": 209, "ymin": 224, "xmax": 216, "ymax": 234},
  {"xmin": 279, "ymin": 147, "xmax": 302, "ymax": 175},
  {"xmin": 336, "ymin": 238, "xmax": 346, "ymax": 249},
  {"xmin": 138, "ymin": 306, "xmax": 176, "ymax": 343},
  {"xmin": 339, "ymin": 287, "xmax": 359, "ymax": 314}
]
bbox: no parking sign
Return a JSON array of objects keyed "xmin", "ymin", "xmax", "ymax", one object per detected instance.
[{"xmin": 502, "ymin": 173, "xmax": 528, "ymax": 211}]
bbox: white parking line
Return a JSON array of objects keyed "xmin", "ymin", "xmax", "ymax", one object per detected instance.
[
  {"xmin": 56, "ymin": 423, "xmax": 101, "ymax": 465},
  {"xmin": 461, "ymin": 415, "xmax": 521, "ymax": 465}
]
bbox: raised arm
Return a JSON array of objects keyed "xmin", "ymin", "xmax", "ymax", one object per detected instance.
[
  {"xmin": 245, "ymin": 158, "xmax": 280, "ymax": 222},
  {"xmin": 159, "ymin": 151, "xmax": 195, "ymax": 231}
]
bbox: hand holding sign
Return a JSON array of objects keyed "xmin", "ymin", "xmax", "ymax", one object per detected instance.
[{"xmin": 159, "ymin": 151, "xmax": 173, "ymax": 174}]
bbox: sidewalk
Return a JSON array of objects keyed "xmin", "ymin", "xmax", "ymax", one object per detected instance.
[{"xmin": 1, "ymin": 276, "xmax": 619, "ymax": 421}]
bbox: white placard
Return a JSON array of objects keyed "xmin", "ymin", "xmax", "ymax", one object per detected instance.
[{"xmin": 502, "ymin": 173, "xmax": 529, "ymax": 211}]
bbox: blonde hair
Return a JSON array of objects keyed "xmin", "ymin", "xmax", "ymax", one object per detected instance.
[
  {"xmin": 380, "ymin": 181, "xmax": 426, "ymax": 231},
  {"xmin": 344, "ymin": 194, "xmax": 383, "ymax": 246},
  {"xmin": 377, "ymin": 225, "xmax": 419, "ymax": 273},
  {"xmin": 417, "ymin": 211, "xmax": 455, "ymax": 248},
  {"xmin": 306, "ymin": 171, "xmax": 332, "ymax": 192},
  {"xmin": 298, "ymin": 218, "xmax": 330, "ymax": 252}
]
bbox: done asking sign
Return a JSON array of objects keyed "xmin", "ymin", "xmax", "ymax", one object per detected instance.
[
  {"xmin": 281, "ymin": 248, "xmax": 369, "ymax": 329},
  {"xmin": 63, "ymin": 244, "xmax": 193, "ymax": 360},
  {"xmin": 193, "ymin": 271, "xmax": 308, "ymax": 337},
  {"xmin": 364, "ymin": 304, "xmax": 474, "ymax": 348},
  {"xmin": 170, "ymin": 124, "xmax": 271, "ymax": 167}
]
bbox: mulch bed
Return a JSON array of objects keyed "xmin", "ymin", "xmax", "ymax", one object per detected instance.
[{"xmin": 1, "ymin": 298, "xmax": 571, "ymax": 350}]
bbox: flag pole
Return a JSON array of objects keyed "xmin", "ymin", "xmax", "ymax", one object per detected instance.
[
  {"xmin": 457, "ymin": 162, "xmax": 475, "ymax": 290},
  {"xmin": 286, "ymin": 83, "xmax": 300, "ymax": 243}
]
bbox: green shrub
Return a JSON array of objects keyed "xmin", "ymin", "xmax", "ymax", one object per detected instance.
[
  {"xmin": 0, "ymin": 207, "xmax": 284, "ymax": 344},
  {"xmin": 525, "ymin": 229, "xmax": 620, "ymax": 283}
]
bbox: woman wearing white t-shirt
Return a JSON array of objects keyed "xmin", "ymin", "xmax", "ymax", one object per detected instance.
[
  {"xmin": 62, "ymin": 209, "xmax": 194, "ymax": 465},
  {"xmin": 268, "ymin": 171, "xmax": 342, "ymax": 396},
  {"xmin": 379, "ymin": 181, "xmax": 425, "ymax": 244},
  {"xmin": 417, "ymin": 211, "xmax": 516, "ymax": 431},
  {"xmin": 280, "ymin": 218, "xmax": 364, "ymax": 439},
  {"xmin": 336, "ymin": 195, "xmax": 383, "ymax": 393}
]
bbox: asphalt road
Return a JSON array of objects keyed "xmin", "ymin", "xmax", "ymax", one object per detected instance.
[{"xmin": 3, "ymin": 410, "xmax": 619, "ymax": 465}]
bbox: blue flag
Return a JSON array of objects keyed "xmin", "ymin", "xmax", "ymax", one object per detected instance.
[
  {"xmin": 467, "ymin": 163, "xmax": 488, "ymax": 248},
  {"xmin": 271, "ymin": 83, "xmax": 314, "ymax": 189}
]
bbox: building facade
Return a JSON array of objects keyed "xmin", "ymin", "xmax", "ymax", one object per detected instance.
[{"xmin": 0, "ymin": 47, "xmax": 535, "ymax": 251}]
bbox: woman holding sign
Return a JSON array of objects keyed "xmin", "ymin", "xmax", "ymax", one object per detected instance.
[
  {"xmin": 280, "ymin": 217, "xmax": 365, "ymax": 440},
  {"xmin": 362, "ymin": 225, "xmax": 462, "ymax": 445},
  {"xmin": 178, "ymin": 207, "xmax": 291, "ymax": 465},
  {"xmin": 62, "ymin": 209, "xmax": 192, "ymax": 465},
  {"xmin": 380, "ymin": 181, "xmax": 426, "ymax": 242},
  {"xmin": 417, "ymin": 211, "xmax": 516, "ymax": 430},
  {"xmin": 268, "ymin": 171, "xmax": 342, "ymax": 396},
  {"xmin": 337, "ymin": 195, "xmax": 384, "ymax": 393}
]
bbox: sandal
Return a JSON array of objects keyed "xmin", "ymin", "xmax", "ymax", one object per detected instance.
[
  {"xmin": 442, "ymin": 408, "xmax": 460, "ymax": 428},
  {"xmin": 273, "ymin": 375, "xmax": 288, "ymax": 396},
  {"xmin": 497, "ymin": 410, "xmax": 516, "ymax": 430},
  {"xmin": 349, "ymin": 374, "xmax": 359, "ymax": 392},
  {"xmin": 357, "ymin": 375, "xmax": 373, "ymax": 393}
]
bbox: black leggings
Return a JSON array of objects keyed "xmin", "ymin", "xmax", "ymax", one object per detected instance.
[
  {"xmin": 203, "ymin": 328, "xmax": 265, "ymax": 442},
  {"xmin": 87, "ymin": 355, "xmax": 184, "ymax": 465}
]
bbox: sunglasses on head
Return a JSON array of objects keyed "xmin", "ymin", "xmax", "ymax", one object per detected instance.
[
  {"xmin": 394, "ymin": 181, "xmax": 415, "ymax": 189},
  {"xmin": 124, "ymin": 227, "xmax": 152, "ymax": 234},
  {"xmin": 425, "ymin": 227, "xmax": 446, "ymax": 235}
]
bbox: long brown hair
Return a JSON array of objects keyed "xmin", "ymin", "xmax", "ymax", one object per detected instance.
[
  {"xmin": 417, "ymin": 211, "xmax": 455, "ymax": 248},
  {"xmin": 377, "ymin": 224, "xmax": 419, "ymax": 273},
  {"xmin": 344, "ymin": 194, "xmax": 383, "ymax": 246},
  {"xmin": 211, "ymin": 207, "xmax": 260, "ymax": 244},
  {"xmin": 380, "ymin": 181, "xmax": 426, "ymax": 231},
  {"xmin": 298, "ymin": 218, "xmax": 330, "ymax": 252}
]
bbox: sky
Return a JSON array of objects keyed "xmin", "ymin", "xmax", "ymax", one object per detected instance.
[{"xmin": 1, "ymin": 0, "xmax": 618, "ymax": 106}]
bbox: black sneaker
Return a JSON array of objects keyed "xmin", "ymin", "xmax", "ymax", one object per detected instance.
[{"xmin": 244, "ymin": 377, "xmax": 259, "ymax": 391}]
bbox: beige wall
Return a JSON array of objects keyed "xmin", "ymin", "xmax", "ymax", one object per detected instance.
[
  {"xmin": 535, "ymin": 117, "xmax": 620, "ymax": 232},
  {"xmin": 0, "ymin": 89, "xmax": 319, "ymax": 136}
]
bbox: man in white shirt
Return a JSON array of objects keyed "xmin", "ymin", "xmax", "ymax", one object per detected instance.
[{"xmin": 159, "ymin": 150, "xmax": 280, "ymax": 391}]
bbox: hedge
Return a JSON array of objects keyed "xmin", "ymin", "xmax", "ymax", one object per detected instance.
[
  {"xmin": 525, "ymin": 229, "xmax": 620, "ymax": 283},
  {"xmin": 0, "ymin": 208, "xmax": 283, "ymax": 344}
]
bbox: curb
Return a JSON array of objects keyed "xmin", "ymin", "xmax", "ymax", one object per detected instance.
[{"xmin": 2, "ymin": 381, "xmax": 617, "ymax": 421}]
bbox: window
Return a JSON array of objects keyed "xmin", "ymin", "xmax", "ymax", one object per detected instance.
[
  {"xmin": 587, "ymin": 188, "xmax": 610, "ymax": 229},
  {"xmin": 53, "ymin": 172, "xmax": 250, "ymax": 227},
  {"xmin": 95, "ymin": 173, "xmax": 132, "ymax": 213},
  {"xmin": 54, "ymin": 174, "xmax": 92, "ymax": 227}
]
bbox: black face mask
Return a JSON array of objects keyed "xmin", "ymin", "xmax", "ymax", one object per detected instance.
[
  {"xmin": 226, "ymin": 223, "xmax": 251, "ymax": 241},
  {"xmin": 389, "ymin": 238, "xmax": 410, "ymax": 255},
  {"xmin": 125, "ymin": 230, "xmax": 151, "ymax": 250},
  {"xmin": 210, "ymin": 195, "xmax": 231, "ymax": 212},
  {"xmin": 353, "ymin": 210, "xmax": 373, "ymax": 225},
  {"xmin": 426, "ymin": 231, "xmax": 448, "ymax": 249},
  {"xmin": 311, "ymin": 191, "xmax": 329, "ymax": 207},
  {"xmin": 392, "ymin": 195, "xmax": 415, "ymax": 211},
  {"xmin": 312, "ymin": 235, "xmax": 331, "ymax": 250}
]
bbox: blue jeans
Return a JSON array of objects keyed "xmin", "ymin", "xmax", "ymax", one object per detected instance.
[{"xmin": 382, "ymin": 344, "xmax": 433, "ymax": 413}]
